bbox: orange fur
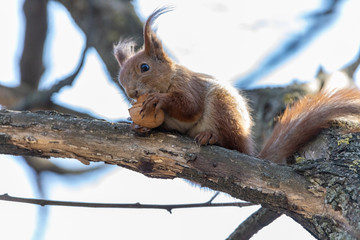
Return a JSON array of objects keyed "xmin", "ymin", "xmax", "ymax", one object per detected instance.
[
  {"xmin": 259, "ymin": 88, "xmax": 360, "ymax": 163},
  {"xmin": 114, "ymin": 7, "xmax": 360, "ymax": 162},
  {"xmin": 114, "ymin": 7, "xmax": 253, "ymax": 154}
]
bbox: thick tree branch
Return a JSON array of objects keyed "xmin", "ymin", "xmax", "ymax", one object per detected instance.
[
  {"xmin": 0, "ymin": 110, "xmax": 313, "ymax": 206},
  {"xmin": 0, "ymin": 109, "xmax": 359, "ymax": 238}
]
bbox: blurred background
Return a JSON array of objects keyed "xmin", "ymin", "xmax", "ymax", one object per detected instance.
[{"xmin": 0, "ymin": 0, "xmax": 359, "ymax": 239}]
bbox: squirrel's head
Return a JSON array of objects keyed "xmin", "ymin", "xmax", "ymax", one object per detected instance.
[{"xmin": 114, "ymin": 7, "xmax": 174, "ymax": 100}]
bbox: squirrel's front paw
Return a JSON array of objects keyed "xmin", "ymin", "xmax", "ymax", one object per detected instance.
[
  {"xmin": 140, "ymin": 93, "xmax": 167, "ymax": 118},
  {"xmin": 130, "ymin": 122, "xmax": 152, "ymax": 134},
  {"xmin": 195, "ymin": 131, "xmax": 218, "ymax": 145}
]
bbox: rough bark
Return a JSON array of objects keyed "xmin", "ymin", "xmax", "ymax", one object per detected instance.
[{"xmin": 0, "ymin": 109, "xmax": 359, "ymax": 239}]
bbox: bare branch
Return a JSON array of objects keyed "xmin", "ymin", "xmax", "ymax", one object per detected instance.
[
  {"xmin": 0, "ymin": 193, "xmax": 255, "ymax": 213},
  {"xmin": 0, "ymin": 109, "xmax": 359, "ymax": 238},
  {"xmin": 23, "ymin": 156, "xmax": 102, "ymax": 175},
  {"xmin": 0, "ymin": 85, "xmax": 24, "ymax": 107},
  {"xmin": 207, "ymin": 192, "xmax": 220, "ymax": 204},
  {"xmin": 54, "ymin": 0, "xmax": 143, "ymax": 85},
  {"xmin": 236, "ymin": 0, "xmax": 345, "ymax": 87},
  {"xmin": 342, "ymin": 47, "xmax": 360, "ymax": 78},
  {"xmin": 0, "ymin": 109, "xmax": 316, "ymax": 210},
  {"xmin": 14, "ymin": 42, "xmax": 89, "ymax": 110},
  {"xmin": 227, "ymin": 208, "xmax": 282, "ymax": 240},
  {"xmin": 20, "ymin": 0, "xmax": 48, "ymax": 90}
]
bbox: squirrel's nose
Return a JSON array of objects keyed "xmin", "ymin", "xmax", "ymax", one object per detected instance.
[{"xmin": 127, "ymin": 89, "xmax": 139, "ymax": 99}]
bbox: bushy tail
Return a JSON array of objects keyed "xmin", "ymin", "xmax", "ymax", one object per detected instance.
[{"xmin": 258, "ymin": 88, "xmax": 360, "ymax": 163}]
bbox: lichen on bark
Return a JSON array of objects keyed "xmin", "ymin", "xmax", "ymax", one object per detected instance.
[{"xmin": 293, "ymin": 123, "xmax": 360, "ymax": 239}]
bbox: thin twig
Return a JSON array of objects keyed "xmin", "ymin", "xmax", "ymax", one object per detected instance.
[
  {"xmin": 206, "ymin": 192, "xmax": 220, "ymax": 204},
  {"xmin": 47, "ymin": 39, "xmax": 90, "ymax": 93},
  {"xmin": 342, "ymin": 47, "xmax": 360, "ymax": 78},
  {"xmin": 236, "ymin": 0, "xmax": 345, "ymax": 87},
  {"xmin": 227, "ymin": 207, "xmax": 282, "ymax": 240},
  {"xmin": 0, "ymin": 193, "xmax": 255, "ymax": 213},
  {"xmin": 13, "ymin": 40, "xmax": 90, "ymax": 111}
]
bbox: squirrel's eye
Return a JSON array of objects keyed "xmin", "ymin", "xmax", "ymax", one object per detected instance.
[{"xmin": 140, "ymin": 63, "xmax": 150, "ymax": 72}]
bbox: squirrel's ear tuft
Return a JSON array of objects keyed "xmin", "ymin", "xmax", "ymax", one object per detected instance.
[
  {"xmin": 144, "ymin": 7, "xmax": 173, "ymax": 61},
  {"xmin": 114, "ymin": 39, "xmax": 136, "ymax": 66}
]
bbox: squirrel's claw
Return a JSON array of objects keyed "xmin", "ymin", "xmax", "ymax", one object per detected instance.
[
  {"xmin": 130, "ymin": 122, "xmax": 152, "ymax": 134},
  {"xmin": 195, "ymin": 131, "xmax": 218, "ymax": 145},
  {"xmin": 141, "ymin": 93, "xmax": 165, "ymax": 118}
]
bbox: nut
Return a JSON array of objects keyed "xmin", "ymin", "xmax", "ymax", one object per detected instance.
[{"xmin": 128, "ymin": 94, "xmax": 165, "ymax": 128}]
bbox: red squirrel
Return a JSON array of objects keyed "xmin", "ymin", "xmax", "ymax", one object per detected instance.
[{"xmin": 114, "ymin": 7, "xmax": 360, "ymax": 164}]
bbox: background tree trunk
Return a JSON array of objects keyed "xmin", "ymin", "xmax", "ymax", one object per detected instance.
[{"xmin": 54, "ymin": 0, "xmax": 143, "ymax": 86}]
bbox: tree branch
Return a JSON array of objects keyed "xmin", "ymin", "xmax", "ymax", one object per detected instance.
[
  {"xmin": 20, "ymin": 0, "xmax": 48, "ymax": 90},
  {"xmin": 342, "ymin": 47, "xmax": 360, "ymax": 78},
  {"xmin": 0, "ymin": 110, "xmax": 316, "ymax": 207},
  {"xmin": 227, "ymin": 208, "xmax": 282, "ymax": 240},
  {"xmin": 54, "ymin": 0, "xmax": 143, "ymax": 86},
  {"xmin": 0, "ymin": 193, "xmax": 255, "ymax": 213},
  {"xmin": 14, "ymin": 41, "xmax": 89, "ymax": 111},
  {"xmin": 0, "ymin": 109, "xmax": 359, "ymax": 238},
  {"xmin": 236, "ymin": 0, "xmax": 345, "ymax": 87}
]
